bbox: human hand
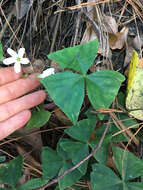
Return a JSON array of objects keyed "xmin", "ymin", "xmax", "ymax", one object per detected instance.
[{"xmin": 0, "ymin": 67, "xmax": 46, "ymax": 140}]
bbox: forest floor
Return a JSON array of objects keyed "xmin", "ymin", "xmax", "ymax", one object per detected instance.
[{"xmin": 0, "ymin": 0, "xmax": 143, "ymax": 189}]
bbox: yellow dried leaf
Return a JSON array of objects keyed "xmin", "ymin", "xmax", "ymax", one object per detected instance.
[{"xmin": 126, "ymin": 50, "xmax": 143, "ymax": 120}]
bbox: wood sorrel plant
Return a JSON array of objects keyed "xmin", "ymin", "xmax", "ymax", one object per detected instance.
[
  {"xmin": 2, "ymin": 41, "xmax": 142, "ymax": 190},
  {"xmin": 41, "ymin": 40, "xmax": 125, "ymax": 124}
]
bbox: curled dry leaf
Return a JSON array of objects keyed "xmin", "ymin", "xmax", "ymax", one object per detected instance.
[
  {"xmin": 108, "ymin": 27, "xmax": 129, "ymax": 50},
  {"xmin": 132, "ymin": 35, "xmax": 143, "ymax": 51},
  {"xmin": 124, "ymin": 34, "xmax": 143, "ymax": 67},
  {"xmin": 103, "ymin": 15, "xmax": 118, "ymax": 33},
  {"xmin": 81, "ymin": 23, "xmax": 98, "ymax": 44}
]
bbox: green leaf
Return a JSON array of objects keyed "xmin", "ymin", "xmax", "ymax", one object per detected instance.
[
  {"xmin": 65, "ymin": 119, "xmax": 95, "ymax": 142},
  {"xmin": 89, "ymin": 121, "xmax": 129, "ymax": 164},
  {"xmin": 0, "ymin": 156, "xmax": 23, "ymax": 187},
  {"xmin": 126, "ymin": 182, "xmax": 143, "ymax": 190},
  {"xmin": 86, "ymin": 70, "xmax": 125, "ymax": 109},
  {"xmin": 93, "ymin": 144, "xmax": 109, "ymax": 164},
  {"xmin": 57, "ymin": 138, "xmax": 71, "ymax": 160},
  {"xmin": 112, "ymin": 146, "xmax": 143, "ymax": 181},
  {"xmin": 58, "ymin": 162, "xmax": 83, "ymax": 190},
  {"xmin": 48, "ymin": 40, "xmax": 98, "ymax": 74},
  {"xmin": 26, "ymin": 107, "xmax": 50, "ymax": 129},
  {"xmin": 42, "ymin": 147, "xmax": 63, "ymax": 179},
  {"xmin": 60, "ymin": 140, "xmax": 89, "ymax": 174},
  {"xmin": 90, "ymin": 164, "xmax": 122, "ymax": 190},
  {"xmin": 17, "ymin": 178, "xmax": 48, "ymax": 190},
  {"xmin": 0, "ymin": 42, "xmax": 4, "ymax": 61},
  {"xmin": 41, "ymin": 72, "xmax": 84, "ymax": 124},
  {"xmin": 0, "ymin": 156, "xmax": 6, "ymax": 162},
  {"xmin": 55, "ymin": 185, "xmax": 81, "ymax": 190}
]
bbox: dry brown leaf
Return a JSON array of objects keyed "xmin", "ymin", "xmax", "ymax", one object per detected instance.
[
  {"xmin": 132, "ymin": 35, "xmax": 143, "ymax": 51},
  {"xmin": 15, "ymin": 128, "xmax": 43, "ymax": 156},
  {"xmin": 108, "ymin": 27, "xmax": 128, "ymax": 49},
  {"xmin": 50, "ymin": 60, "xmax": 61, "ymax": 73},
  {"xmin": 54, "ymin": 108, "xmax": 72, "ymax": 126},
  {"xmin": 103, "ymin": 15, "xmax": 118, "ymax": 33},
  {"xmin": 106, "ymin": 155, "xmax": 119, "ymax": 173},
  {"xmin": 81, "ymin": 23, "xmax": 98, "ymax": 44},
  {"xmin": 18, "ymin": 168, "xmax": 30, "ymax": 185},
  {"xmin": 81, "ymin": 2, "xmax": 111, "ymax": 58},
  {"xmin": 17, "ymin": 145, "xmax": 41, "ymax": 171},
  {"xmin": 23, "ymin": 59, "xmax": 45, "ymax": 74},
  {"xmin": 124, "ymin": 35, "xmax": 142, "ymax": 67}
]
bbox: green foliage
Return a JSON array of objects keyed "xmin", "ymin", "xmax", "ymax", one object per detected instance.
[
  {"xmin": 41, "ymin": 40, "xmax": 125, "ymax": 124},
  {"xmin": 90, "ymin": 164, "xmax": 122, "ymax": 190},
  {"xmin": 0, "ymin": 156, "xmax": 23, "ymax": 187},
  {"xmin": 86, "ymin": 70, "xmax": 125, "ymax": 109},
  {"xmin": 65, "ymin": 116, "xmax": 131, "ymax": 164},
  {"xmin": 41, "ymin": 72, "xmax": 84, "ymax": 124},
  {"xmin": 17, "ymin": 178, "xmax": 48, "ymax": 190},
  {"xmin": 90, "ymin": 146, "xmax": 143, "ymax": 190},
  {"xmin": 48, "ymin": 40, "xmax": 98, "ymax": 74},
  {"xmin": 26, "ymin": 107, "xmax": 51, "ymax": 129},
  {"xmin": 0, "ymin": 156, "xmax": 6, "ymax": 163},
  {"xmin": 0, "ymin": 42, "xmax": 4, "ymax": 61},
  {"xmin": 112, "ymin": 146, "xmax": 143, "ymax": 181},
  {"xmin": 1, "ymin": 40, "xmax": 138, "ymax": 190},
  {"xmin": 60, "ymin": 140, "xmax": 89, "ymax": 174},
  {"xmin": 42, "ymin": 138, "xmax": 84, "ymax": 189},
  {"xmin": 42, "ymin": 146, "xmax": 63, "ymax": 179},
  {"xmin": 58, "ymin": 162, "xmax": 82, "ymax": 190}
]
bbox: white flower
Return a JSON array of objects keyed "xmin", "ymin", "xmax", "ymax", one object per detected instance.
[
  {"xmin": 37, "ymin": 68, "xmax": 55, "ymax": 78},
  {"xmin": 3, "ymin": 48, "xmax": 30, "ymax": 73}
]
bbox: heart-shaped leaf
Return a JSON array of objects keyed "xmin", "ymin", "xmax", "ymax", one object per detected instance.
[
  {"xmin": 41, "ymin": 72, "xmax": 84, "ymax": 124},
  {"xmin": 112, "ymin": 146, "xmax": 143, "ymax": 181},
  {"xmin": 42, "ymin": 147, "xmax": 63, "ymax": 179},
  {"xmin": 48, "ymin": 40, "xmax": 98, "ymax": 74},
  {"xmin": 17, "ymin": 178, "xmax": 48, "ymax": 190},
  {"xmin": 90, "ymin": 164, "xmax": 122, "ymax": 190},
  {"xmin": 26, "ymin": 107, "xmax": 51, "ymax": 129},
  {"xmin": 126, "ymin": 182, "xmax": 143, "ymax": 190},
  {"xmin": 58, "ymin": 162, "xmax": 83, "ymax": 190},
  {"xmin": 86, "ymin": 70, "xmax": 125, "ymax": 109},
  {"xmin": 60, "ymin": 139, "xmax": 89, "ymax": 174},
  {"xmin": 65, "ymin": 118, "xmax": 95, "ymax": 142},
  {"xmin": 0, "ymin": 156, "xmax": 23, "ymax": 187}
]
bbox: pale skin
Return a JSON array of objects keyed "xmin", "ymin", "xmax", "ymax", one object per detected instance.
[{"xmin": 0, "ymin": 67, "xmax": 46, "ymax": 140}]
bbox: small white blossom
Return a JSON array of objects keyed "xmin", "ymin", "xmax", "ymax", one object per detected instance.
[
  {"xmin": 3, "ymin": 48, "xmax": 30, "ymax": 73},
  {"xmin": 37, "ymin": 68, "xmax": 55, "ymax": 78}
]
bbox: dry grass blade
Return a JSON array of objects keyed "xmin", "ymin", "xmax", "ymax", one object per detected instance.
[
  {"xmin": 55, "ymin": 0, "xmax": 120, "ymax": 13},
  {"xmin": 110, "ymin": 112, "xmax": 139, "ymax": 145},
  {"xmin": 127, "ymin": 0, "xmax": 143, "ymax": 21}
]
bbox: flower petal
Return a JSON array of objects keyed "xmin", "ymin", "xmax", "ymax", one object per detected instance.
[
  {"xmin": 14, "ymin": 62, "xmax": 21, "ymax": 73},
  {"xmin": 18, "ymin": 48, "xmax": 25, "ymax": 58},
  {"xmin": 37, "ymin": 68, "xmax": 55, "ymax": 78},
  {"xmin": 43, "ymin": 68, "xmax": 55, "ymax": 75},
  {"xmin": 3, "ymin": 57, "xmax": 16, "ymax": 65},
  {"xmin": 20, "ymin": 58, "xmax": 30, "ymax": 64},
  {"xmin": 7, "ymin": 48, "xmax": 18, "ymax": 57}
]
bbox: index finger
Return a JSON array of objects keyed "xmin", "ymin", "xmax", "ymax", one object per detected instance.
[{"xmin": 0, "ymin": 66, "xmax": 22, "ymax": 86}]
